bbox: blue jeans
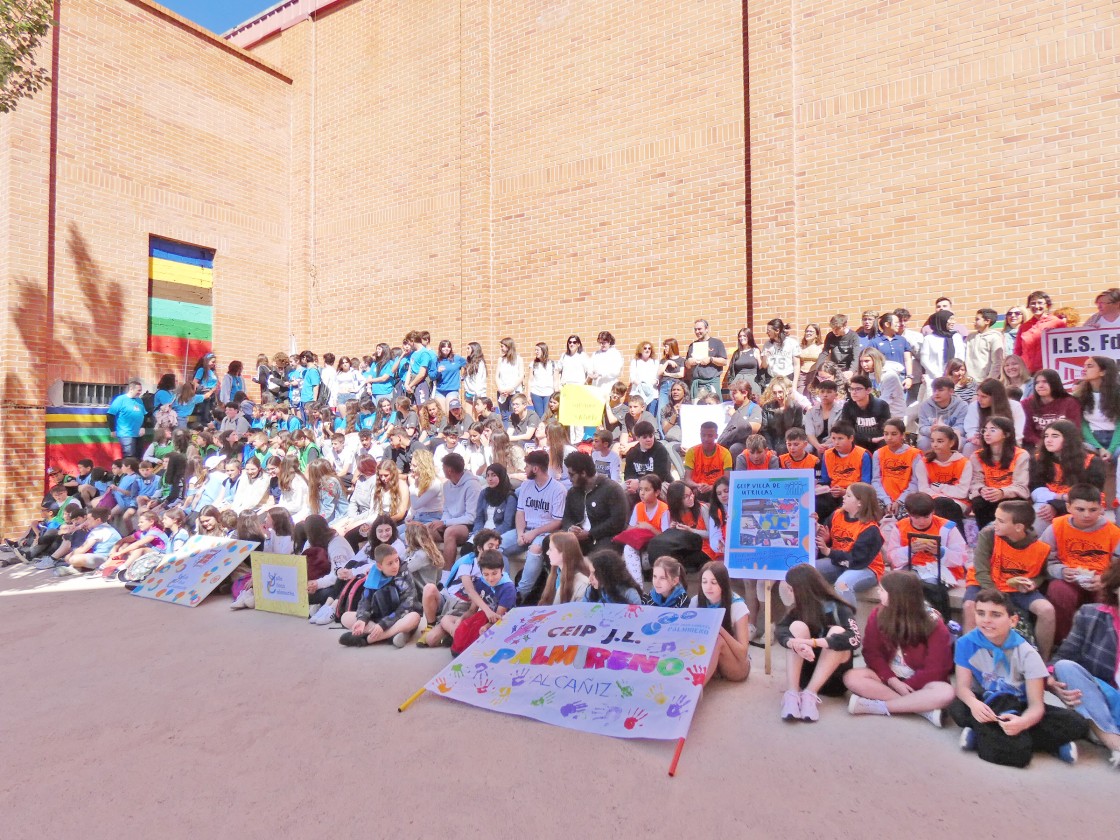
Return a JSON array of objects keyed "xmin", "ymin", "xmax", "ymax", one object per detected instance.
[
  {"xmin": 1053, "ymin": 659, "xmax": 1120, "ymax": 735},
  {"xmin": 119, "ymin": 437, "xmax": 140, "ymax": 458},
  {"xmin": 530, "ymin": 394, "xmax": 549, "ymax": 416},
  {"xmin": 814, "ymin": 559, "xmax": 878, "ymax": 607},
  {"xmin": 502, "ymin": 529, "xmax": 548, "ymax": 597}
]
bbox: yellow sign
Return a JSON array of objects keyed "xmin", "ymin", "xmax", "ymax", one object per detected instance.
[
  {"xmin": 558, "ymin": 384, "xmax": 606, "ymax": 427},
  {"xmin": 251, "ymin": 553, "xmax": 309, "ymax": 618}
]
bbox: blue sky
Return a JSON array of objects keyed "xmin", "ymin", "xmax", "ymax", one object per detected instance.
[{"xmin": 162, "ymin": 0, "xmax": 274, "ymax": 35}]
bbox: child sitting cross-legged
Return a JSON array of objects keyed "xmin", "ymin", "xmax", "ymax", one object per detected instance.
[
  {"xmin": 951, "ymin": 588, "xmax": 1088, "ymax": 767},
  {"xmin": 338, "ymin": 544, "xmax": 422, "ymax": 648},
  {"xmin": 843, "ymin": 571, "xmax": 955, "ymax": 726},
  {"xmin": 440, "ymin": 549, "xmax": 515, "ymax": 652}
]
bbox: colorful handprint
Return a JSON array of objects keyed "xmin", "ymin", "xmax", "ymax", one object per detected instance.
[
  {"xmin": 474, "ymin": 674, "xmax": 493, "ymax": 694},
  {"xmin": 623, "ymin": 709, "xmax": 648, "ymax": 730},
  {"xmin": 560, "ymin": 702, "xmax": 587, "ymax": 718},
  {"xmin": 666, "ymin": 695, "xmax": 691, "ymax": 718},
  {"xmin": 435, "ymin": 678, "xmax": 452, "ymax": 694},
  {"xmin": 647, "ymin": 683, "xmax": 667, "ymax": 705},
  {"xmin": 531, "ymin": 691, "xmax": 556, "ymax": 707},
  {"xmin": 686, "ymin": 665, "xmax": 707, "ymax": 686},
  {"xmin": 511, "ymin": 668, "xmax": 529, "ymax": 687},
  {"xmin": 615, "ymin": 681, "xmax": 634, "ymax": 698}
]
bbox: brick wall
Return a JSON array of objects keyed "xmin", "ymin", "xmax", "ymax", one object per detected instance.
[
  {"xmin": 748, "ymin": 0, "xmax": 1120, "ymax": 330},
  {"xmin": 254, "ymin": 0, "xmax": 750, "ymax": 368},
  {"xmin": 0, "ymin": 0, "xmax": 294, "ymax": 533}
]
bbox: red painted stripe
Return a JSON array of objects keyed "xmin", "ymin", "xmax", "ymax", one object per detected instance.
[{"xmin": 148, "ymin": 335, "xmax": 212, "ymax": 358}]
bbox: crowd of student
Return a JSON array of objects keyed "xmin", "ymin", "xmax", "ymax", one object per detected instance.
[{"xmin": 5, "ymin": 289, "xmax": 1120, "ymax": 770}]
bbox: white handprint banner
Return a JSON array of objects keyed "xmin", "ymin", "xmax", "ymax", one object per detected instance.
[{"xmin": 423, "ymin": 603, "xmax": 724, "ymax": 740}]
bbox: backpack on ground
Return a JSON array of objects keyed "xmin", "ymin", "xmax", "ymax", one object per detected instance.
[{"xmin": 334, "ymin": 572, "xmax": 368, "ymax": 621}]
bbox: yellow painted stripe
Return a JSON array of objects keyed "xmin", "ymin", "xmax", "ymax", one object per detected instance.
[
  {"xmin": 46, "ymin": 413, "xmax": 106, "ymax": 425},
  {"xmin": 149, "ymin": 257, "xmax": 214, "ymax": 289}
]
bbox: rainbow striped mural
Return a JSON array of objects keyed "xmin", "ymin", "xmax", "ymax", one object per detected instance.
[
  {"xmin": 46, "ymin": 406, "xmax": 117, "ymax": 471},
  {"xmin": 148, "ymin": 237, "xmax": 214, "ymax": 358}
]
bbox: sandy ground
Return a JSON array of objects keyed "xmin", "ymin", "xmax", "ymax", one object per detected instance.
[{"xmin": 0, "ymin": 565, "xmax": 1113, "ymax": 840}]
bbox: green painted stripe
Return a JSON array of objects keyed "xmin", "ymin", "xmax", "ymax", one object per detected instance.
[
  {"xmin": 46, "ymin": 431, "xmax": 115, "ymax": 444},
  {"xmin": 149, "ymin": 298, "xmax": 212, "ymax": 323},
  {"xmin": 150, "ymin": 279, "xmax": 211, "ymax": 306},
  {"xmin": 148, "ymin": 316, "xmax": 213, "ymax": 341}
]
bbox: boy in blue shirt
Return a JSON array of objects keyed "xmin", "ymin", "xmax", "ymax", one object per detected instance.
[
  {"xmin": 109, "ymin": 458, "xmax": 142, "ymax": 530},
  {"xmin": 950, "ymin": 588, "xmax": 1087, "ymax": 767},
  {"xmin": 434, "ymin": 549, "xmax": 515, "ymax": 648}
]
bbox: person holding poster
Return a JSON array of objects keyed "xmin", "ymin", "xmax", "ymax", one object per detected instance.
[
  {"xmin": 776, "ymin": 565, "xmax": 861, "ymax": 722},
  {"xmin": 815, "ymin": 483, "xmax": 885, "ymax": 607},
  {"xmin": 685, "ymin": 319, "xmax": 728, "ymax": 400},
  {"xmin": 688, "ymin": 560, "xmax": 750, "ymax": 682}
]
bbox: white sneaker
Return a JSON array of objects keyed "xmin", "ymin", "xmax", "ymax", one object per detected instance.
[
  {"xmin": 1109, "ymin": 749, "xmax": 1120, "ymax": 770},
  {"xmin": 918, "ymin": 708, "xmax": 945, "ymax": 728},
  {"xmin": 310, "ymin": 602, "xmax": 335, "ymax": 625},
  {"xmin": 54, "ymin": 564, "xmax": 81, "ymax": 577},
  {"xmin": 798, "ymin": 691, "xmax": 821, "ymax": 722},
  {"xmin": 34, "ymin": 556, "xmax": 58, "ymax": 571},
  {"xmin": 847, "ymin": 694, "xmax": 889, "ymax": 716},
  {"xmin": 781, "ymin": 690, "xmax": 802, "ymax": 721},
  {"xmin": 230, "ymin": 588, "xmax": 255, "ymax": 610},
  {"xmin": 392, "ymin": 631, "xmax": 410, "ymax": 648}
]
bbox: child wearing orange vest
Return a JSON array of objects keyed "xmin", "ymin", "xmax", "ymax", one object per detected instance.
[
  {"xmin": 1040, "ymin": 483, "xmax": 1120, "ymax": 644},
  {"xmin": 966, "ymin": 416, "xmax": 1029, "ymax": 530},
  {"xmin": 923, "ymin": 424, "xmax": 972, "ymax": 534},
  {"xmin": 814, "ymin": 481, "xmax": 884, "ymax": 607},
  {"xmin": 779, "ymin": 427, "xmax": 820, "ymax": 473},
  {"xmin": 963, "ymin": 499, "xmax": 1056, "ymax": 659},
  {"xmin": 733, "ymin": 433, "xmax": 779, "ymax": 471},
  {"xmin": 618, "ymin": 474, "xmax": 669, "ymax": 583},
  {"xmin": 683, "ymin": 420, "xmax": 732, "ymax": 501},
  {"xmin": 884, "ymin": 491, "xmax": 968, "ymax": 585},
  {"xmin": 871, "ymin": 418, "xmax": 928, "ymax": 516},
  {"xmin": 816, "ymin": 422, "xmax": 872, "ymax": 521}
]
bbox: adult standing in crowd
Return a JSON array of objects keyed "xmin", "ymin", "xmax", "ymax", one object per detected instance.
[
  {"xmin": 685, "ymin": 319, "xmax": 728, "ymax": 399},
  {"xmin": 106, "ymin": 378, "xmax": 146, "ymax": 459},
  {"xmin": 1015, "ymin": 291, "xmax": 1063, "ymax": 373}
]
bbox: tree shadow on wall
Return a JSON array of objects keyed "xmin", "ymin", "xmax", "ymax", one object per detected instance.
[{"xmin": 3, "ymin": 223, "xmax": 128, "ymax": 535}]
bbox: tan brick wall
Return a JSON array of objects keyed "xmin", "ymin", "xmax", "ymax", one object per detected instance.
[
  {"xmin": 0, "ymin": 0, "xmax": 293, "ymax": 533},
  {"xmin": 264, "ymin": 0, "xmax": 749, "ymax": 365},
  {"xmin": 748, "ymin": 0, "xmax": 1120, "ymax": 331}
]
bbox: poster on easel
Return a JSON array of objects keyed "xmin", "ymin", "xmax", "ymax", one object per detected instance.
[{"xmin": 724, "ymin": 469, "xmax": 815, "ymax": 581}]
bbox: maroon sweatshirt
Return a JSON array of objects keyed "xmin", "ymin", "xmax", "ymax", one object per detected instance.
[
  {"xmin": 861, "ymin": 608, "xmax": 954, "ymax": 689},
  {"xmin": 1021, "ymin": 395, "xmax": 1082, "ymax": 448}
]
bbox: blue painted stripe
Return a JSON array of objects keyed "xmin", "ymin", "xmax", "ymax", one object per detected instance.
[
  {"xmin": 150, "ymin": 239, "xmax": 214, "ymax": 268},
  {"xmin": 46, "ymin": 406, "xmax": 109, "ymax": 415}
]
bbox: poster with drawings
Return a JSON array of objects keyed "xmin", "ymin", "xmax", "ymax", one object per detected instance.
[
  {"xmin": 131, "ymin": 536, "xmax": 258, "ymax": 607},
  {"xmin": 725, "ymin": 470, "xmax": 815, "ymax": 580}
]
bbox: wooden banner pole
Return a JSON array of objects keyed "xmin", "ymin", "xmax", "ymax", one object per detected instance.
[{"xmin": 764, "ymin": 580, "xmax": 774, "ymax": 675}]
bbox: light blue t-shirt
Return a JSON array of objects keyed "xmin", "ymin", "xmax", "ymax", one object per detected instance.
[
  {"xmin": 89, "ymin": 523, "xmax": 122, "ymax": 555},
  {"xmin": 153, "ymin": 389, "xmax": 175, "ymax": 409},
  {"xmin": 299, "ymin": 367, "xmax": 321, "ymax": 402},
  {"xmin": 435, "ymin": 355, "xmax": 467, "ymax": 392},
  {"xmin": 107, "ymin": 394, "xmax": 146, "ymax": 438},
  {"xmin": 409, "ymin": 347, "xmax": 436, "ymax": 380},
  {"xmin": 112, "ymin": 473, "xmax": 141, "ymax": 508},
  {"xmin": 194, "ymin": 367, "xmax": 218, "ymax": 390}
]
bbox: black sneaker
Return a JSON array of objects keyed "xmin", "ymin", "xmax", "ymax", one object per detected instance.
[{"xmin": 338, "ymin": 632, "xmax": 369, "ymax": 647}]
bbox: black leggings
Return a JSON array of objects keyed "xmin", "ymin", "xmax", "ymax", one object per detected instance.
[
  {"xmin": 971, "ymin": 496, "xmax": 999, "ymax": 530},
  {"xmin": 932, "ymin": 498, "xmax": 966, "ymax": 536}
]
